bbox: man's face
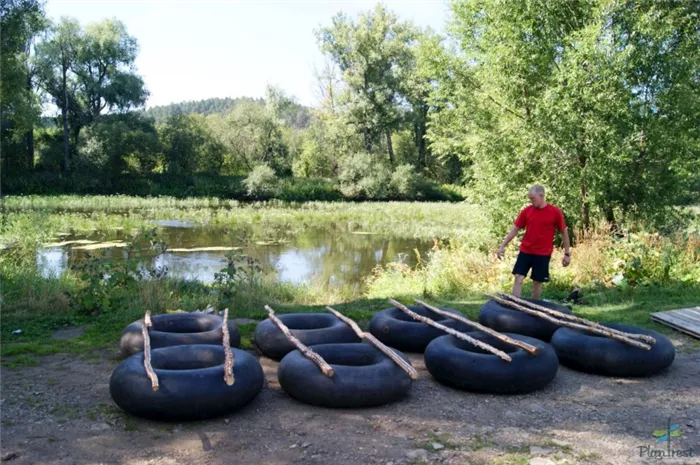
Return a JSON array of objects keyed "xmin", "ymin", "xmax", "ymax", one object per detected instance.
[{"xmin": 528, "ymin": 192, "xmax": 544, "ymax": 208}]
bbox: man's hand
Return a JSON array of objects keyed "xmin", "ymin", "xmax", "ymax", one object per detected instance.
[
  {"xmin": 497, "ymin": 246, "xmax": 505, "ymax": 260},
  {"xmin": 562, "ymin": 254, "xmax": 571, "ymax": 267}
]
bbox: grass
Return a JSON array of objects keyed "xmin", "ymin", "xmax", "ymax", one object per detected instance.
[{"xmin": 2, "ymin": 197, "xmax": 699, "ymax": 360}]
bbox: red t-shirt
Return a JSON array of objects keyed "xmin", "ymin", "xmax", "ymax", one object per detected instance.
[{"xmin": 514, "ymin": 204, "xmax": 566, "ymax": 256}]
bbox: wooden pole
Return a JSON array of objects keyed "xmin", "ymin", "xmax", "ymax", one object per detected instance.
[
  {"xmin": 486, "ymin": 294, "xmax": 652, "ymax": 350},
  {"xmin": 414, "ymin": 299, "xmax": 540, "ymax": 355},
  {"xmin": 142, "ymin": 311, "xmax": 159, "ymax": 392},
  {"xmin": 222, "ymin": 308, "xmax": 235, "ymax": 386},
  {"xmin": 387, "ymin": 299, "xmax": 512, "ymax": 362},
  {"xmin": 264, "ymin": 305, "xmax": 334, "ymax": 377},
  {"xmin": 326, "ymin": 306, "xmax": 418, "ymax": 379},
  {"xmin": 497, "ymin": 292, "xmax": 657, "ymax": 344}
]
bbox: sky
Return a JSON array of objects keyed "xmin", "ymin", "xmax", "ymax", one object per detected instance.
[{"xmin": 45, "ymin": 0, "xmax": 451, "ymax": 109}]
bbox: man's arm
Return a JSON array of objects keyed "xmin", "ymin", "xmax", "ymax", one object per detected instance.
[
  {"xmin": 497, "ymin": 225, "xmax": 521, "ymax": 259},
  {"xmin": 561, "ymin": 227, "xmax": 571, "ymax": 267}
]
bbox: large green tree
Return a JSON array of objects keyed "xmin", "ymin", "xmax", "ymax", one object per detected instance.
[
  {"xmin": 317, "ymin": 5, "xmax": 418, "ymax": 164},
  {"xmin": 0, "ymin": 0, "xmax": 47, "ymax": 173},
  {"xmin": 35, "ymin": 17, "xmax": 147, "ymax": 172},
  {"xmin": 430, "ymin": 0, "xmax": 699, "ymax": 231}
]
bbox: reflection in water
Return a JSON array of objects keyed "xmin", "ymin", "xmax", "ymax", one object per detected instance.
[{"xmin": 36, "ymin": 225, "xmax": 431, "ymax": 290}]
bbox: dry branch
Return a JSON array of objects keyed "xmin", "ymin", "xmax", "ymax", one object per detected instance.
[
  {"xmin": 497, "ymin": 292, "xmax": 656, "ymax": 344},
  {"xmin": 142, "ymin": 311, "xmax": 159, "ymax": 391},
  {"xmin": 387, "ymin": 299, "xmax": 512, "ymax": 362},
  {"xmin": 222, "ymin": 308, "xmax": 235, "ymax": 385},
  {"xmin": 486, "ymin": 295, "xmax": 651, "ymax": 350},
  {"xmin": 326, "ymin": 306, "xmax": 418, "ymax": 379},
  {"xmin": 264, "ymin": 305, "xmax": 334, "ymax": 377},
  {"xmin": 415, "ymin": 299, "xmax": 540, "ymax": 355}
]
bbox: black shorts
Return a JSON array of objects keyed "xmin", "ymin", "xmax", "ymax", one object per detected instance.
[{"xmin": 512, "ymin": 252, "xmax": 551, "ymax": 282}]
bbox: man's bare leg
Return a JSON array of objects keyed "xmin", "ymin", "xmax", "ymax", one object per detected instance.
[
  {"xmin": 532, "ymin": 281, "xmax": 543, "ymax": 300},
  {"xmin": 512, "ymin": 275, "xmax": 525, "ymax": 297}
]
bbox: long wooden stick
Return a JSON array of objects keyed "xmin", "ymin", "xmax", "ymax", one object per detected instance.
[
  {"xmin": 486, "ymin": 295, "xmax": 652, "ymax": 350},
  {"xmin": 497, "ymin": 292, "xmax": 657, "ymax": 344},
  {"xmin": 222, "ymin": 308, "xmax": 235, "ymax": 386},
  {"xmin": 388, "ymin": 299, "xmax": 512, "ymax": 362},
  {"xmin": 142, "ymin": 311, "xmax": 159, "ymax": 392},
  {"xmin": 326, "ymin": 306, "xmax": 418, "ymax": 379},
  {"xmin": 414, "ymin": 299, "xmax": 540, "ymax": 355},
  {"xmin": 264, "ymin": 305, "xmax": 334, "ymax": 377}
]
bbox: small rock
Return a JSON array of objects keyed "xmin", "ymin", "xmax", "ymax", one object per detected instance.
[
  {"xmin": 289, "ymin": 444, "xmax": 297, "ymax": 449},
  {"xmin": 529, "ymin": 458, "xmax": 554, "ymax": 465},
  {"xmin": 224, "ymin": 419, "xmax": 229, "ymax": 424},
  {"xmin": 432, "ymin": 443, "xmax": 444, "ymax": 450},
  {"xmin": 530, "ymin": 446, "xmax": 553, "ymax": 455},
  {"xmin": 406, "ymin": 449, "xmax": 429, "ymax": 461},
  {"xmin": 310, "ymin": 455, "xmax": 321, "ymax": 460},
  {"xmin": 1, "ymin": 452, "xmax": 19, "ymax": 461},
  {"xmin": 302, "ymin": 442, "xmax": 311, "ymax": 448},
  {"xmin": 90, "ymin": 423, "xmax": 111, "ymax": 432},
  {"xmin": 387, "ymin": 462, "xmax": 394, "ymax": 465}
]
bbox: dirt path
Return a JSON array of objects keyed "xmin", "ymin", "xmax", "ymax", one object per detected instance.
[{"xmin": 2, "ymin": 337, "xmax": 699, "ymax": 465}]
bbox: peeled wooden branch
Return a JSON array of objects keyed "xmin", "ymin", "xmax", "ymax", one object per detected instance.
[
  {"xmin": 222, "ymin": 308, "xmax": 235, "ymax": 386},
  {"xmin": 142, "ymin": 311, "xmax": 159, "ymax": 392},
  {"xmin": 388, "ymin": 299, "xmax": 512, "ymax": 362},
  {"xmin": 486, "ymin": 295, "xmax": 652, "ymax": 350},
  {"xmin": 264, "ymin": 305, "xmax": 334, "ymax": 377},
  {"xmin": 415, "ymin": 299, "xmax": 540, "ymax": 356},
  {"xmin": 497, "ymin": 292, "xmax": 656, "ymax": 344},
  {"xmin": 326, "ymin": 306, "xmax": 418, "ymax": 379}
]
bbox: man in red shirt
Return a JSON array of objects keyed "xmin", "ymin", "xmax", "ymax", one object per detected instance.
[{"xmin": 497, "ymin": 185, "xmax": 571, "ymax": 299}]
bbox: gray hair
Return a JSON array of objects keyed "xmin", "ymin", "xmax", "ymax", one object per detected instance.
[{"xmin": 529, "ymin": 185, "xmax": 546, "ymax": 197}]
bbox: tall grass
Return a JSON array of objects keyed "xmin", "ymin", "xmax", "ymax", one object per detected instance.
[{"xmin": 2, "ymin": 196, "xmax": 490, "ymax": 242}]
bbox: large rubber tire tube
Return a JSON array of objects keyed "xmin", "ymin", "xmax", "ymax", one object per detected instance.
[
  {"xmin": 478, "ymin": 298, "xmax": 572, "ymax": 341},
  {"xmin": 369, "ymin": 305, "xmax": 473, "ymax": 353},
  {"xmin": 424, "ymin": 333, "xmax": 559, "ymax": 394},
  {"xmin": 119, "ymin": 313, "xmax": 241, "ymax": 357},
  {"xmin": 278, "ymin": 343, "xmax": 413, "ymax": 408},
  {"xmin": 551, "ymin": 323, "xmax": 675, "ymax": 377},
  {"xmin": 254, "ymin": 313, "xmax": 360, "ymax": 360},
  {"xmin": 109, "ymin": 345, "xmax": 264, "ymax": 421}
]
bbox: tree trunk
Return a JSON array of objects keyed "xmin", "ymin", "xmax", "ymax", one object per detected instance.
[
  {"xmin": 363, "ymin": 128, "xmax": 372, "ymax": 153},
  {"xmin": 25, "ymin": 128, "xmax": 34, "ymax": 171},
  {"xmin": 578, "ymin": 153, "xmax": 589, "ymax": 230},
  {"xmin": 386, "ymin": 131, "xmax": 395, "ymax": 166},
  {"xmin": 414, "ymin": 105, "xmax": 428, "ymax": 170},
  {"xmin": 25, "ymin": 74, "xmax": 34, "ymax": 171},
  {"xmin": 61, "ymin": 68, "xmax": 70, "ymax": 172}
]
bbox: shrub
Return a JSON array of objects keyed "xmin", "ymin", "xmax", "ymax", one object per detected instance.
[{"xmin": 243, "ymin": 164, "xmax": 278, "ymax": 198}]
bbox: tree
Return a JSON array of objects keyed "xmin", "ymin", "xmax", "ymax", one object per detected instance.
[
  {"xmin": 432, "ymin": 0, "xmax": 699, "ymax": 231},
  {"xmin": 0, "ymin": 0, "xmax": 47, "ymax": 173},
  {"xmin": 317, "ymin": 5, "xmax": 418, "ymax": 164},
  {"xmin": 35, "ymin": 17, "xmax": 147, "ymax": 172}
]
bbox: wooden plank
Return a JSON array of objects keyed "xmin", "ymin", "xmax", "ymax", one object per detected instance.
[
  {"xmin": 651, "ymin": 312, "xmax": 700, "ymax": 339},
  {"xmin": 673, "ymin": 309, "xmax": 700, "ymax": 324},
  {"xmin": 665, "ymin": 311, "xmax": 700, "ymax": 328}
]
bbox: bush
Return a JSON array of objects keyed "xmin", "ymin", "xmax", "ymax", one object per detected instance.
[
  {"xmin": 243, "ymin": 164, "xmax": 278, "ymax": 198},
  {"xmin": 278, "ymin": 178, "xmax": 342, "ymax": 202}
]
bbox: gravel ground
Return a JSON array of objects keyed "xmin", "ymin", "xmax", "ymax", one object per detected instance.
[{"xmin": 1, "ymin": 334, "xmax": 699, "ymax": 465}]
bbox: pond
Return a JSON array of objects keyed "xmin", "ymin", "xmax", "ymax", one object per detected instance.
[{"xmin": 37, "ymin": 221, "xmax": 433, "ymax": 292}]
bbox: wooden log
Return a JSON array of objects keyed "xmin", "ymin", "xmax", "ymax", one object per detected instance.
[
  {"xmin": 498, "ymin": 292, "xmax": 657, "ymax": 344},
  {"xmin": 326, "ymin": 306, "xmax": 418, "ymax": 379},
  {"xmin": 486, "ymin": 294, "xmax": 652, "ymax": 350},
  {"xmin": 142, "ymin": 311, "xmax": 159, "ymax": 392},
  {"xmin": 222, "ymin": 308, "xmax": 235, "ymax": 386},
  {"xmin": 387, "ymin": 299, "xmax": 512, "ymax": 362},
  {"xmin": 414, "ymin": 299, "xmax": 540, "ymax": 355},
  {"xmin": 264, "ymin": 305, "xmax": 334, "ymax": 377}
]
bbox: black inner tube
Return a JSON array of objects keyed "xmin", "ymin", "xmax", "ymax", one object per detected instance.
[
  {"xmin": 150, "ymin": 347, "xmax": 225, "ymax": 370},
  {"xmin": 151, "ymin": 315, "xmax": 220, "ymax": 333}
]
